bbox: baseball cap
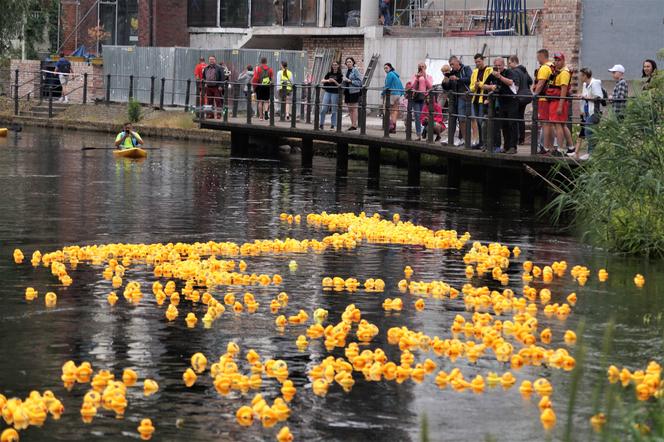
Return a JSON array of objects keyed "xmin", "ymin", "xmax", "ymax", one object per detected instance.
[
  {"xmin": 552, "ymin": 52, "xmax": 565, "ymax": 60},
  {"xmin": 608, "ymin": 64, "xmax": 625, "ymax": 73}
]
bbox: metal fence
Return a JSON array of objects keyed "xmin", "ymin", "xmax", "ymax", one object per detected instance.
[{"xmin": 102, "ymin": 46, "xmax": 308, "ymax": 107}]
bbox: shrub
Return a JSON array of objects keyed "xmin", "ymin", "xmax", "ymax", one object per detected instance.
[{"xmin": 127, "ymin": 98, "xmax": 142, "ymax": 123}]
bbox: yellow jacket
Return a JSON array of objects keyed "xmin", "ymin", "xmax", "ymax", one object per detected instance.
[{"xmin": 470, "ymin": 66, "xmax": 494, "ymax": 103}]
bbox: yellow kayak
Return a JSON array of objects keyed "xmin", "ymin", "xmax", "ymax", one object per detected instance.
[
  {"xmin": 0, "ymin": 128, "xmax": 7, "ymax": 137},
  {"xmin": 113, "ymin": 148, "xmax": 147, "ymax": 158}
]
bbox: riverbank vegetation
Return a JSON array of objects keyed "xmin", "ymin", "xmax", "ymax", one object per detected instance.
[{"xmin": 547, "ymin": 54, "xmax": 664, "ymax": 257}]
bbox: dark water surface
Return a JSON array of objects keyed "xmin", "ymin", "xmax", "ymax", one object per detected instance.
[{"xmin": 0, "ymin": 127, "xmax": 662, "ymax": 442}]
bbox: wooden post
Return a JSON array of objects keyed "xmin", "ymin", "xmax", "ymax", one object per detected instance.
[
  {"xmin": 184, "ymin": 78, "xmax": 191, "ymax": 111},
  {"xmin": 159, "ymin": 77, "xmax": 166, "ymax": 110},
  {"xmin": 82, "ymin": 73, "xmax": 88, "ymax": 104},
  {"xmin": 531, "ymin": 96, "xmax": 539, "ymax": 155},
  {"xmin": 313, "ymin": 85, "xmax": 321, "ymax": 130},
  {"xmin": 383, "ymin": 91, "xmax": 390, "ymax": 138},
  {"xmin": 447, "ymin": 92, "xmax": 456, "ymax": 146},
  {"xmin": 368, "ymin": 145, "xmax": 380, "ymax": 179},
  {"xmin": 269, "ymin": 86, "xmax": 275, "ymax": 126},
  {"xmin": 359, "ymin": 87, "xmax": 367, "ymax": 135},
  {"xmin": 336, "ymin": 142, "xmax": 349, "ymax": 177},
  {"xmin": 301, "ymin": 137, "xmax": 313, "ymax": 168},
  {"xmin": 150, "ymin": 76, "xmax": 155, "ymax": 107},
  {"xmin": 336, "ymin": 86, "xmax": 342, "ymax": 132},
  {"xmin": 407, "ymin": 149, "xmax": 420, "ymax": 186},
  {"xmin": 246, "ymin": 83, "xmax": 253, "ymax": 124},
  {"xmin": 290, "ymin": 84, "xmax": 297, "ymax": 128},
  {"xmin": 106, "ymin": 73, "xmax": 111, "ymax": 105}
]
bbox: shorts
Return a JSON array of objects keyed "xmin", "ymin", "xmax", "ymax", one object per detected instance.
[
  {"xmin": 279, "ymin": 89, "xmax": 292, "ymax": 101},
  {"xmin": 344, "ymin": 91, "xmax": 360, "ymax": 104},
  {"xmin": 59, "ymin": 74, "xmax": 69, "ymax": 86},
  {"xmin": 537, "ymin": 99, "xmax": 549, "ymax": 122},
  {"xmin": 455, "ymin": 96, "xmax": 467, "ymax": 120},
  {"xmin": 256, "ymin": 85, "xmax": 270, "ymax": 101},
  {"xmin": 386, "ymin": 95, "xmax": 401, "ymax": 107},
  {"xmin": 547, "ymin": 99, "xmax": 569, "ymax": 123}
]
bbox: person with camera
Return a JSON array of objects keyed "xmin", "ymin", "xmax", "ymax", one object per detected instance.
[
  {"xmin": 483, "ymin": 57, "xmax": 518, "ymax": 154},
  {"xmin": 114, "ymin": 122, "xmax": 144, "ymax": 150},
  {"xmin": 407, "ymin": 62, "xmax": 433, "ymax": 140}
]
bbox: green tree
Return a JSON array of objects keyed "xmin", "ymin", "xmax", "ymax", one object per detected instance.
[{"xmin": 0, "ymin": 0, "xmax": 56, "ymax": 57}]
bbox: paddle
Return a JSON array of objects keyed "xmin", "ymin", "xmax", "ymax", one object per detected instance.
[{"xmin": 82, "ymin": 146, "xmax": 159, "ymax": 151}]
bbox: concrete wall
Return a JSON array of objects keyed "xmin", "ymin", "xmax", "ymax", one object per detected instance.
[
  {"xmin": 364, "ymin": 34, "xmax": 543, "ymax": 104},
  {"xmin": 580, "ymin": 0, "xmax": 664, "ymax": 81},
  {"xmin": 190, "ymin": 32, "xmax": 247, "ymax": 49}
]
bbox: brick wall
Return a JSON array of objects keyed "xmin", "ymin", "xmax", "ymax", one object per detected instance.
[
  {"xmin": 413, "ymin": 9, "xmax": 543, "ymax": 36},
  {"xmin": 302, "ymin": 37, "xmax": 364, "ymax": 74},
  {"xmin": 61, "ymin": 0, "xmax": 98, "ymax": 54},
  {"xmin": 9, "ymin": 60, "xmax": 41, "ymax": 99},
  {"xmin": 154, "ymin": 0, "xmax": 189, "ymax": 47},
  {"xmin": 138, "ymin": 0, "xmax": 151, "ymax": 46},
  {"xmin": 542, "ymin": 0, "xmax": 581, "ymax": 71}
]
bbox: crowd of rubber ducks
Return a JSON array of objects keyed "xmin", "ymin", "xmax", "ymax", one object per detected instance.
[{"xmin": 3, "ymin": 211, "xmax": 654, "ymax": 441}]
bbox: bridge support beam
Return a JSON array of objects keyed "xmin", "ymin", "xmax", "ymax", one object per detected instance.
[
  {"xmin": 368, "ymin": 145, "xmax": 380, "ymax": 179},
  {"xmin": 301, "ymin": 138, "xmax": 313, "ymax": 168},
  {"xmin": 407, "ymin": 150, "xmax": 420, "ymax": 186},
  {"xmin": 230, "ymin": 131, "xmax": 249, "ymax": 157},
  {"xmin": 447, "ymin": 158, "xmax": 461, "ymax": 188},
  {"xmin": 336, "ymin": 142, "xmax": 349, "ymax": 177}
]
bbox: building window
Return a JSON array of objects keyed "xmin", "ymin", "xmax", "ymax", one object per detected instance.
[
  {"xmin": 188, "ymin": 0, "xmax": 218, "ymax": 27},
  {"xmin": 220, "ymin": 0, "xmax": 249, "ymax": 27},
  {"xmin": 331, "ymin": 0, "xmax": 361, "ymax": 27},
  {"xmin": 251, "ymin": 0, "xmax": 274, "ymax": 26}
]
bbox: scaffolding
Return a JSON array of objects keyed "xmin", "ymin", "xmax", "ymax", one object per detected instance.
[{"xmin": 57, "ymin": 0, "xmax": 118, "ymax": 55}]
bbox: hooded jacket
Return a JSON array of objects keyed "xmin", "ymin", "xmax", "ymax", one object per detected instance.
[{"xmin": 382, "ymin": 70, "xmax": 404, "ymax": 97}]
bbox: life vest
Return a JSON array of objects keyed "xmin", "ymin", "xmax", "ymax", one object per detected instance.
[{"xmin": 545, "ymin": 66, "xmax": 570, "ymax": 97}]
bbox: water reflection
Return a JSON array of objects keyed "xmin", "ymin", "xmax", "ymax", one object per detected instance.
[{"xmin": 0, "ymin": 127, "xmax": 662, "ymax": 441}]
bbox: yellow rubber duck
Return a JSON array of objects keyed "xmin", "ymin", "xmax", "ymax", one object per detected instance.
[
  {"xmin": 1, "ymin": 428, "xmax": 19, "ymax": 442},
  {"xmin": 107, "ymin": 292, "xmax": 119, "ymax": 306},
  {"xmin": 288, "ymin": 260, "xmax": 298, "ymax": 272},
  {"xmin": 564, "ymin": 330, "xmax": 577, "ymax": 345},
  {"xmin": 182, "ymin": 368, "xmax": 197, "ymax": 387},
  {"xmin": 296, "ymin": 335, "xmax": 308, "ymax": 350},
  {"xmin": 236, "ymin": 405, "xmax": 254, "ymax": 426},
  {"xmin": 533, "ymin": 378, "xmax": 553, "ymax": 396},
  {"xmin": 313, "ymin": 308, "xmax": 328, "ymax": 324},
  {"xmin": 281, "ymin": 380, "xmax": 296, "ymax": 402},
  {"xmin": 540, "ymin": 407, "xmax": 556, "ymax": 430},
  {"xmin": 13, "ymin": 249, "xmax": 24, "ymax": 264},
  {"xmin": 590, "ymin": 413, "xmax": 606, "ymax": 433},
  {"xmin": 414, "ymin": 298, "xmax": 425, "ymax": 311},
  {"xmin": 185, "ymin": 313, "xmax": 198, "ymax": 328},
  {"xmin": 191, "ymin": 352, "xmax": 207, "ymax": 373},
  {"xmin": 143, "ymin": 379, "xmax": 159, "ymax": 396},
  {"xmin": 598, "ymin": 269, "xmax": 608, "ymax": 282},
  {"xmin": 165, "ymin": 304, "xmax": 178, "ymax": 321},
  {"xmin": 25, "ymin": 287, "xmax": 38, "ymax": 302},
  {"xmin": 122, "ymin": 368, "xmax": 138, "ymax": 387},
  {"xmin": 312, "ymin": 379, "xmax": 329, "ymax": 397},
  {"xmin": 137, "ymin": 418, "xmax": 155, "ymax": 440},
  {"xmin": 277, "ymin": 426, "xmax": 294, "ymax": 442},
  {"xmin": 44, "ymin": 292, "xmax": 57, "ymax": 308},
  {"xmin": 80, "ymin": 401, "xmax": 97, "ymax": 423},
  {"xmin": 634, "ymin": 273, "xmax": 645, "ymax": 288}
]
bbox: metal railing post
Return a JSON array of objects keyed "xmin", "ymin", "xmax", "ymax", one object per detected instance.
[
  {"xmin": 359, "ymin": 87, "xmax": 367, "ymax": 135},
  {"xmin": 82, "ymin": 73, "xmax": 88, "ymax": 104},
  {"xmin": 185, "ymin": 78, "xmax": 191, "ymax": 111},
  {"xmin": 200, "ymin": 80, "xmax": 206, "ymax": 123},
  {"xmin": 427, "ymin": 94, "xmax": 434, "ymax": 143},
  {"xmin": 305, "ymin": 85, "xmax": 312, "ymax": 124},
  {"xmin": 149, "ymin": 76, "xmax": 155, "ymax": 107},
  {"xmin": 299, "ymin": 85, "xmax": 305, "ymax": 119},
  {"xmin": 486, "ymin": 93, "xmax": 496, "ymax": 153},
  {"xmin": 128, "ymin": 75, "xmax": 134, "ymax": 100},
  {"xmin": 232, "ymin": 83, "xmax": 239, "ymax": 117},
  {"xmin": 159, "ymin": 77, "xmax": 165, "ymax": 110},
  {"xmin": 38, "ymin": 70, "xmax": 43, "ymax": 104},
  {"xmin": 447, "ymin": 92, "xmax": 456, "ymax": 146},
  {"xmin": 336, "ymin": 86, "xmax": 343, "ymax": 132},
  {"xmin": 223, "ymin": 82, "xmax": 229, "ymax": 122},
  {"xmin": 313, "ymin": 85, "xmax": 321, "ymax": 130},
  {"xmin": 464, "ymin": 92, "xmax": 472, "ymax": 149},
  {"xmin": 14, "ymin": 69, "xmax": 19, "ymax": 115},
  {"xmin": 279, "ymin": 85, "xmax": 286, "ymax": 122},
  {"xmin": 246, "ymin": 83, "xmax": 252, "ymax": 124},
  {"xmin": 269, "ymin": 86, "xmax": 275, "ymax": 126},
  {"xmin": 48, "ymin": 86, "xmax": 53, "ymax": 118},
  {"xmin": 106, "ymin": 73, "xmax": 111, "ymax": 105},
  {"xmin": 405, "ymin": 97, "xmax": 413, "ymax": 141},
  {"xmin": 383, "ymin": 90, "xmax": 391, "ymax": 138},
  {"xmin": 291, "ymin": 84, "xmax": 297, "ymax": 128},
  {"xmin": 531, "ymin": 95, "xmax": 539, "ymax": 155}
]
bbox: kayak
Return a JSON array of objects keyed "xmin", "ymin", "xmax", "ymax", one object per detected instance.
[
  {"xmin": 0, "ymin": 128, "xmax": 7, "ymax": 137},
  {"xmin": 113, "ymin": 148, "xmax": 147, "ymax": 158}
]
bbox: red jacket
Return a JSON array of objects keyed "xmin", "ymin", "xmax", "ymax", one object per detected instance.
[
  {"xmin": 420, "ymin": 102, "xmax": 445, "ymax": 127},
  {"xmin": 252, "ymin": 64, "xmax": 273, "ymax": 87},
  {"xmin": 194, "ymin": 62, "xmax": 206, "ymax": 80}
]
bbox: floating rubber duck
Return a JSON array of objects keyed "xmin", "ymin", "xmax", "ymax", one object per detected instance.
[
  {"xmin": 185, "ymin": 313, "xmax": 198, "ymax": 328},
  {"xmin": 25, "ymin": 287, "xmax": 38, "ymax": 302},
  {"xmin": 122, "ymin": 368, "xmax": 138, "ymax": 387},
  {"xmin": 598, "ymin": 269, "xmax": 608, "ymax": 282},
  {"xmin": 236, "ymin": 405, "xmax": 254, "ymax": 427},
  {"xmin": 288, "ymin": 260, "xmax": 298, "ymax": 272},
  {"xmin": 540, "ymin": 407, "xmax": 556, "ymax": 430},
  {"xmin": 191, "ymin": 353, "xmax": 207, "ymax": 373},
  {"xmin": 80, "ymin": 401, "xmax": 97, "ymax": 423},
  {"xmin": 107, "ymin": 291, "xmax": 118, "ymax": 306},
  {"xmin": 564, "ymin": 330, "xmax": 577, "ymax": 345},
  {"xmin": 44, "ymin": 292, "xmax": 57, "ymax": 308},
  {"xmin": 277, "ymin": 426, "xmax": 294, "ymax": 442},
  {"xmin": 165, "ymin": 304, "xmax": 178, "ymax": 321},
  {"xmin": 143, "ymin": 379, "xmax": 159, "ymax": 396},
  {"xmin": 13, "ymin": 249, "xmax": 24, "ymax": 264},
  {"xmin": 312, "ymin": 379, "xmax": 329, "ymax": 397},
  {"xmin": 296, "ymin": 335, "xmax": 308, "ymax": 350},
  {"xmin": 1, "ymin": 428, "xmax": 19, "ymax": 442},
  {"xmin": 76, "ymin": 362, "xmax": 93, "ymax": 383},
  {"xmin": 137, "ymin": 418, "xmax": 155, "ymax": 440},
  {"xmin": 182, "ymin": 368, "xmax": 197, "ymax": 387},
  {"xmin": 414, "ymin": 299, "xmax": 425, "ymax": 311},
  {"xmin": 634, "ymin": 274, "xmax": 645, "ymax": 288}
]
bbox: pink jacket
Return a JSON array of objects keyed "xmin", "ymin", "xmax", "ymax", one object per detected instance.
[{"xmin": 409, "ymin": 73, "xmax": 433, "ymax": 93}]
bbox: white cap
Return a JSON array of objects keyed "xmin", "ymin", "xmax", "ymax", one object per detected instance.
[{"xmin": 608, "ymin": 64, "xmax": 625, "ymax": 73}]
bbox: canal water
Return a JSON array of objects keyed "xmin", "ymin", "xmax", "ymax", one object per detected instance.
[{"xmin": 0, "ymin": 127, "xmax": 662, "ymax": 441}]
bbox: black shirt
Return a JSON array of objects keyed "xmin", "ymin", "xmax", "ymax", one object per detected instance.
[
  {"xmin": 322, "ymin": 70, "xmax": 343, "ymax": 93},
  {"xmin": 485, "ymin": 68, "xmax": 517, "ymax": 105}
]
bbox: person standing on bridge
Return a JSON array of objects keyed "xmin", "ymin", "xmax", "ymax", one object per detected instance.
[
  {"xmin": 483, "ymin": 57, "xmax": 518, "ymax": 154},
  {"xmin": 382, "ymin": 63, "xmax": 404, "ymax": 134},
  {"xmin": 469, "ymin": 53, "xmax": 493, "ymax": 149},
  {"xmin": 253, "ymin": 57, "xmax": 274, "ymax": 120},
  {"xmin": 54, "ymin": 52, "xmax": 73, "ymax": 103},
  {"xmin": 342, "ymin": 57, "xmax": 363, "ymax": 131},
  {"xmin": 194, "ymin": 57, "xmax": 206, "ymax": 110},
  {"xmin": 203, "ymin": 55, "xmax": 226, "ymax": 119},
  {"xmin": 442, "ymin": 56, "xmax": 472, "ymax": 146},
  {"xmin": 276, "ymin": 61, "xmax": 294, "ymax": 120},
  {"xmin": 407, "ymin": 62, "xmax": 433, "ymax": 140},
  {"xmin": 319, "ymin": 61, "xmax": 343, "ymax": 130}
]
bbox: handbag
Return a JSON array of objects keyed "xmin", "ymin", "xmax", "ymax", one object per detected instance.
[{"xmin": 413, "ymin": 91, "xmax": 425, "ymax": 102}]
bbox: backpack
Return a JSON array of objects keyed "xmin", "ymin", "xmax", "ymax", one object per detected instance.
[
  {"xmin": 259, "ymin": 65, "xmax": 271, "ymax": 85},
  {"xmin": 58, "ymin": 59, "xmax": 71, "ymax": 74},
  {"xmin": 600, "ymin": 87, "xmax": 608, "ymax": 107}
]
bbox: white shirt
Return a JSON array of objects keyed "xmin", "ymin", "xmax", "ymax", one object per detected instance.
[{"xmin": 581, "ymin": 78, "xmax": 603, "ymax": 115}]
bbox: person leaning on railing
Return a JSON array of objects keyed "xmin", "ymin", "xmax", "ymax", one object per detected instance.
[
  {"xmin": 382, "ymin": 63, "xmax": 404, "ymax": 134},
  {"xmin": 319, "ymin": 61, "xmax": 343, "ymax": 130},
  {"xmin": 342, "ymin": 57, "xmax": 363, "ymax": 131},
  {"xmin": 508, "ymin": 55, "xmax": 533, "ymax": 146},
  {"xmin": 483, "ymin": 57, "xmax": 518, "ymax": 154},
  {"xmin": 469, "ymin": 53, "xmax": 493, "ymax": 149}
]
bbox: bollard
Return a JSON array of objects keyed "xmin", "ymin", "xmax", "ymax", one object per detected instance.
[
  {"xmin": 336, "ymin": 86, "xmax": 342, "ymax": 132},
  {"xmin": 464, "ymin": 92, "xmax": 472, "ymax": 149},
  {"xmin": 150, "ymin": 76, "xmax": 155, "ymax": 107},
  {"xmin": 232, "ymin": 83, "xmax": 239, "ymax": 118},
  {"xmin": 269, "ymin": 86, "xmax": 275, "ymax": 126},
  {"xmin": 427, "ymin": 94, "xmax": 434, "ymax": 143},
  {"xmin": 246, "ymin": 83, "xmax": 252, "ymax": 124},
  {"xmin": 383, "ymin": 90, "xmax": 391, "ymax": 138},
  {"xmin": 106, "ymin": 73, "xmax": 111, "ymax": 105},
  {"xmin": 313, "ymin": 85, "xmax": 321, "ymax": 130},
  {"xmin": 14, "ymin": 69, "xmax": 19, "ymax": 115},
  {"xmin": 486, "ymin": 94, "xmax": 496, "ymax": 153},
  {"xmin": 405, "ymin": 98, "xmax": 413, "ymax": 141},
  {"xmin": 359, "ymin": 87, "xmax": 367, "ymax": 135},
  {"xmin": 291, "ymin": 84, "xmax": 297, "ymax": 128},
  {"xmin": 48, "ymin": 86, "xmax": 53, "ymax": 118},
  {"xmin": 83, "ymin": 73, "xmax": 88, "ymax": 104},
  {"xmin": 128, "ymin": 75, "xmax": 134, "ymax": 100},
  {"xmin": 185, "ymin": 78, "xmax": 191, "ymax": 111},
  {"xmin": 530, "ymin": 96, "xmax": 539, "ymax": 155},
  {"xmin": 447, "ymin": 92, "xmax": 457, "ymax": 146},
  {"xmin": 159, "ymin": 78, "xmax": 165, "ymax": 110}
]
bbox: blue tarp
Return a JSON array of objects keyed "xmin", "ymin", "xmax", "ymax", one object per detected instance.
[{"xmin": 71, "ymin": 45, "xmax": 91, "ymax": 58}]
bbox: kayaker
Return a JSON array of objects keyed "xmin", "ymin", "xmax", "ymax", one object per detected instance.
[{"xmin": 114, "ymin": 122, "xmax": 144, "ymax": 149}]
